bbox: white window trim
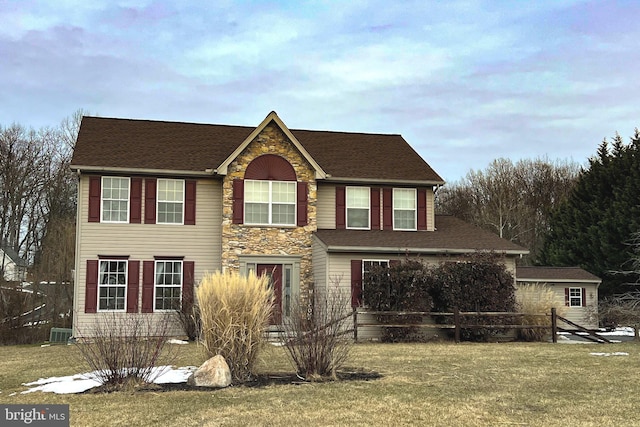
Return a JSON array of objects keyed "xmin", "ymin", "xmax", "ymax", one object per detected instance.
[
  {"xmin": 346, "ymin": 186, "xmax": 370, "ymax": 230},
  {"xmin": 153, "ymin": 259, "xmax": 183, "ymax": 312},
  {"xmin": 244, "ymin": 180, "xmax": 297, "ymax": 226},
  {"xmin": 156, "ymin": 178, "xmax": 185, "ymax": 225},
  {"xmin": 569, "ymin": 287, "xmax": 583, "ymax": 307},
  {"xmin": 97, "ymin": 259, "xmax": 127, "ymax": 312},
  {"xmin": 101, "ymin": 177, "xmax": 130, "ymax": 224},
  {"xmin": 392, "ymin": 188, "xmax": 417, "ymax": 231},
  {"xmin": 362, "ymin": 259, "xmax": 390, "ymax": 307}
]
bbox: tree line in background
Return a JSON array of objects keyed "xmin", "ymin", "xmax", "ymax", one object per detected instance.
[
  {"xmin": 0, "ymin": 110, "xmax": 82, "ymax": 343},
  {"xmin": 437, "ymin": 129, "xmax": 640, "ymax": 297}
]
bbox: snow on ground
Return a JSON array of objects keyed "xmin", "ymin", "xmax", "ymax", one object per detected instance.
[
  {"xmin": 590, "ymin": 352, "xmax": 629, "ymax": 357},
  {"xmin": 22, "ymin": 366, "xmax": 197, "ymax": 395}
]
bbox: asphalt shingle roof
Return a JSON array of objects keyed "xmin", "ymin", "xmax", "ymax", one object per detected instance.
[
  {"xmin": 314, "ymin": 215, "xmax": 529, "ymax": 254},
  {"xmin": 516, "ymin": 266, "xmax": 601, "ymax": 282},
  {"xmin": 71, "ymin": 116, "xmax": 444, "ymax": 183}
]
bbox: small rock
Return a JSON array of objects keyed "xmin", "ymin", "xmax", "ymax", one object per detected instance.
[{"xmin": 187, "ymin": 355, "xmax": 232, "ymax": 388}]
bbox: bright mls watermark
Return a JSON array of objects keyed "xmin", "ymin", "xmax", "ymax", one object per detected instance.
[{"xmin": 1, "ymin": 405, "xmax": 69, "ymax": 426}]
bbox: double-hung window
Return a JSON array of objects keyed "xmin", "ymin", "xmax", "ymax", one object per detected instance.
[
  {"xmin": 244, "ymin": 180, "xmax": 296, "ymax": 225},
  {"xmin": 155, "ymin": 260, "xmax": 182, "ymax": 311},
  {"xmin": 101, "ymin": 177, "xmax": 130, "ymax": 223},
  {"xmin": 98, "ymin": 260, "xmax": 127, "ymax": 310},
  {"xmin": 362, "ymin": 260, "xmax": 389, "ymax": 306},
  {"xmin": 157, "ymin": 179, "xmax": 184, "ymax": 224},
  {"xmin": 346, "ymin": 187, "xmax": 370, "ymax": 229},
  {"xmin": 393, "ymin": 188, "xmax": 417, "ymax": 230},
  {"xmin": 569, "ymin": 287, "xmax": 583, "ymax": 307}
]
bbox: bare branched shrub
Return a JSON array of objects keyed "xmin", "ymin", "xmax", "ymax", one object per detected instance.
[
  {"xmin": 282, "ymin": 280, "xmax": 351, "ymax": 381},
  {"xmin": 175, "ymin": 283, "xmax": 200, "ymax": 341},
  {"xmin": 74, "ymin": 313, "xmax": 176, "ymax": 391},
  {"xmin": 598, "ymin": 292, "xmax": 640, "ymax": 340},
  {"xmin": 197, "ymin": 270, "xmax": 273, "ymax": 382},
  {"xmin": 516, "ymin": 283, "xmax": 566, "ymax": 341}
]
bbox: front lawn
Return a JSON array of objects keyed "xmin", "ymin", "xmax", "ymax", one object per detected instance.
[{"xmin": 0, "ymin": 341, "xmax": 638, "ymax": 426}]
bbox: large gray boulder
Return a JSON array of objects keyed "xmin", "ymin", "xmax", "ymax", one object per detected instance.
[{"xmin": 187, "ymin": 355, "xmax": 232, "ymax": 388}]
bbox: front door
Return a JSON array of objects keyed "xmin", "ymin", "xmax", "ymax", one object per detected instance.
[{"xmin": 256, "ymin": 264, "xmax": 282, "ymax": 325}]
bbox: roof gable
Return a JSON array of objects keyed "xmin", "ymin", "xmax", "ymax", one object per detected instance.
[
  {"xmin": 70, "ymin": 112, "xmax": 444, "ymax": 184},
  {"xmin": 516, "ymin": 266, "xmax": 601, "ymax": 283},
  {"xmin": 216, "ymin": 111, "xmax": 327, "ymax": 179}
]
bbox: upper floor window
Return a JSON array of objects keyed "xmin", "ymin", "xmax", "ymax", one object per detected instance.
[
  {"xmin": 244, "ymin": 180, "xmax": 296, "ymax": 226},
  {"xmin": 101, "ymin": 177, "xmax": 129, "ymax": 223},
  {"xmin": 155, "ymin": 260, "xmax": 182, "ymax": 311},
  {"xmin": 98, "ymin": 259, "xmax": 127, "ymax": 311},
  {"xmin": 346, "ymin": 187, "xmax": 370, "ymax": 229},
  {"xmin": 157, "ymin": 179, "xmax": 184, "ymax": 224},
  {"xmin": 393, "ymin": 188, "xmax": 416, "ymax": 230}
]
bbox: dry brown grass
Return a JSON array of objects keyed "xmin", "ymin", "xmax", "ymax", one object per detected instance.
[
  {"xmin": 1, "ymin": 341, "xmax": 639, "ymax": 426},
  {"xmin": 196, "ymin": 270, "xmax": 273, "ymax": 382}
]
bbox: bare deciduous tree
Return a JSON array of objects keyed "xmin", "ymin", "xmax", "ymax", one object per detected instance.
[{"xmin": 436, "ymin": 157, "xmax": 580, "ymax": 262}]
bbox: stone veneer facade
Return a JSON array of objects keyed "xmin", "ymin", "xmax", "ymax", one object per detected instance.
[{"xmin": 221, "ymin": 122, "xmax": 317, "ymax": 295}]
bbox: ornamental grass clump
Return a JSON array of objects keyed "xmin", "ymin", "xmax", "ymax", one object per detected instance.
[
  {"xmin": 516, "ymin": 283, "xmax": 566, "ymax": 342},
  {"xmin": 197, "ymin": 270, "xmax": 273, "ymax": 382}
]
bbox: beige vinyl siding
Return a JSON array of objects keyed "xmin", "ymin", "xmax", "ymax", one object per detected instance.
[
  {"xmin": 316, "ymin": 183, "xmax": 336, "ymax": 229},
  {"xmin": 73, "ymin": 175, "xmax": 223, "ymax": 336},
  {"xmin": 311, "ymin": 237, "xmax": 328, "ymax": 291},
  {"xmin": 427, "ymin": 188, "xmax": 435, "ymax": 231}
]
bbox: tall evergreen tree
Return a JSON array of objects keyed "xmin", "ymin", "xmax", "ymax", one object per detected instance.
[{"xmin": 538, "ymin": 129, "xmax": 640, "ymax": 296}]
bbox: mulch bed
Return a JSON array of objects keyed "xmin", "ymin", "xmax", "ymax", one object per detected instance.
[{"xmin": 85, "ymin": 368, "xmax": 381, "ymax": 393}]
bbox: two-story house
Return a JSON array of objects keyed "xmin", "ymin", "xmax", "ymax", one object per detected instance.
[
  {"xmin": 1, "ymin": 244, "xmax": 28, "ymax": 283},
  {"xmin": 70, "ymin": 111, "xmax": 597, "ymax": 336}
]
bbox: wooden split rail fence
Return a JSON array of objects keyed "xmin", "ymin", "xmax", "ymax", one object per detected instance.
[{"xmin": 352, "ymin": 307, "xmax": 611, "ymax": 343}]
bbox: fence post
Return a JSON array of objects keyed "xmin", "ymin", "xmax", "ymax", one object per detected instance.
[
  {"xmin": 454, "ymin": 307, "xmax": 460, "ymax": 343},
  {"xmin": 353, "ymin": 308, "xmax": 358, "ymax": 343},
  {"xmin": 551, "ymin": 307, "xmax": 557, "ymax": 344}
]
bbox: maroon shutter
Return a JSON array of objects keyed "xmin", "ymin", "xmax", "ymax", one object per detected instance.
[
  {"xmin": 185, "ymin": 180, "xmax": 196, "ymax": 225},
  {"xmin": 145, "ymin": 179, "xmax": 157, "ymax": 224},
  {"xmin": 85, "ymin": 260, "xmax": 99, "ymax": 313},
  {"xmin": 88, "ymin": 176, "xmax": 101, "ymax": 223},
  {"xmin": 336, "ymin": 186, "xmax": 346, "ymax": 229},
  {"xmin": 371, "ymin": 188, "xmax": 380, "ymax": 230},
  {"xmin": 351, "ymin": 259, "xmax": 363, "ymax": 308},
  {"xmin": 417, "ymin": 188, "xmax": 427, "ymax": 230},
  {"xmin": 127, "ymin": 260, "xmax": 140, "ymax": 313},
  {"xmin": 297, "ymin": 182, "xmax": 308, "ymax": 226},
  {"xmin": 130, "ymin": 178, "xmax": 142, "ymax": 224},
  {"xmin": 232, "ymin": 179, "xmax": 244, "ymax": 224},
  {"xmin": 142, "ymin": 261, "xmax": 155, "ymax": 313},
  {"xmin": 383, "ymin": 188, "xmax": 393, "ymax": 230},
  {"xmin": 564, "ymin": 288, "xmax": 569, "ymax": 306},
  {"xmin": 582, "ymin": 288, "xmax": 587, "ymax": 307},
  {"xmin": 183, "ymin": 261, "xmax": 195, "ymax": 310}
]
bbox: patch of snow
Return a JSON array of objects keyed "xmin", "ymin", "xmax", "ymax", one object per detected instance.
[
  {"xmin": 167, "ymin": 339, "xmax": 189, "ymax": 345},
  {"xmin": 598, "ymin": 327, "xmax": 635, "ymax": 337},
  {"xmin": 21, "ymin": 366, "xmax": 197, "ymax": 394},
  {"xmin": 589, "ymin": 352, "xmax": 629, "ymax": 357}
]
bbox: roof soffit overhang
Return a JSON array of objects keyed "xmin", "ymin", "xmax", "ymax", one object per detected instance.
[
  {"xmin": 69, "ymin": 165, "xmax": 218, "ymax": 178},
  {"xmin": 215, "ymin": 111, "xmax": 328, "ymax": 179},
  {"xmin": 323, "ymin": 177, "xmax": 446, "ymax": 187},
  {"xmin": 321, "ymin": 244, "xmax": 529, "ymax": 256}
]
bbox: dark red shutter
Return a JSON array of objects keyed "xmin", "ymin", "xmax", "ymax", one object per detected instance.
[
  {"xmin": 145, "ymin": 179, "xmax": 157, "ymax": 224},
  {"xmin": 371, "ymin": 188, "xmax": 380, "ymax": 230},
  {"xmin": 232, "ymin": 179, "xmax": 244, "ymax": 224},
  {"xmin": 582, "ymin": 288, "xmax": 587, "ymax": 307},
  {"xmin": 417, "ymin": 188, "xmax": 427, "ymax": 230},
  {"xmin": 185, "ymin": 180, "xmax": 196, "ymax": 225},
  {"xmin": 183, "ymin": 261, "xmax": 195, "ymax": 310},
  {"xmin": 130, "ymin": 178, "xmax": 142, "ymax": 224},
  {"xmin": 383, "ymin": 188, "xmax": 393, "ymax": 230},
  {"xmin": 351, "ymin": 259, "xmax": 363, "ymax": 308},
  {"xmin": 564, "ymin": 288, "xmax": 569, "ymax": 306},
  {"xmin": 85, "ymin": 260, "xmax": 98, "ymax": 313},
  {"xmin": 336, "ymin": 186, "xmax": 346, "ymax": 229},
  {"xmin": 88, "ymin": 176, "xmax": 101, "ymax": 223},
  {"xmin": 142, "ymin": 261, "xmax": 155, "ymax": 313},
  {"xmin": 127, "ymin": 260, "xmax": 140, "ymax": 313},
  {"xmin": 297, "ymin": 182, "xmax": 308, "ymax": 226}
]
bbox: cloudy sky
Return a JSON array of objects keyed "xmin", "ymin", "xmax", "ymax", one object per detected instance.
[{"xmin": 1, "ymin": 0, "xmax": 638, "ymax": 181}]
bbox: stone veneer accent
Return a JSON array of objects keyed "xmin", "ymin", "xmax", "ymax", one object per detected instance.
[{"xmin": 221, "ymin": 122, "xmax": 317, "ymax": 295}]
